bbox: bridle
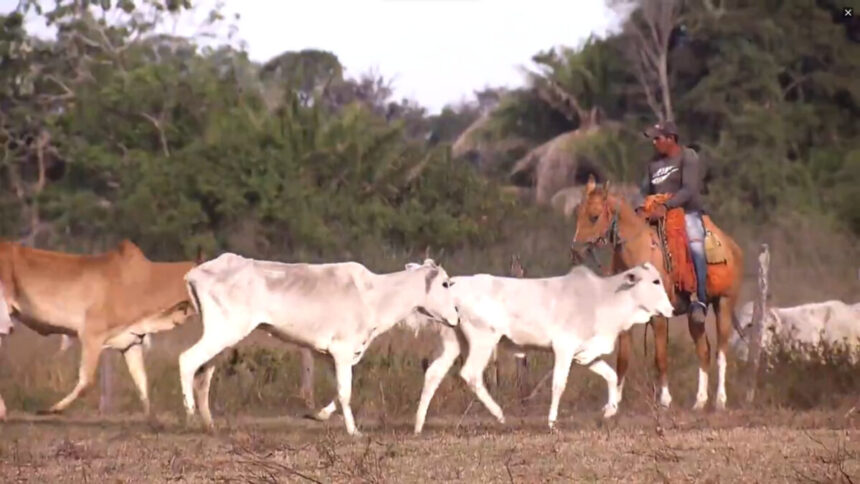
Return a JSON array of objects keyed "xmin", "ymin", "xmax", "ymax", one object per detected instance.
[{"xmin": 573, "ymin": 202, "xmax": 625, "ymax": 273}]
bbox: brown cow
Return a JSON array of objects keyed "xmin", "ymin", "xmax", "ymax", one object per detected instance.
[{"xmin": 0, "ymin": 239, "xmax": 199, "ymax": 416}]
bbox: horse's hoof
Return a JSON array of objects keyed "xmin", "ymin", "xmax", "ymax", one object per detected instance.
[
  {"xmin": 36, "ymin": 408, "xmax": 59, "ymax": 416},
  {"xmin": 602, "ymin": 403, "xmax": 618, "ymax": 419},
  {"xmin": 692, "ymin": 400, "xmax": 707, "ymax": 411},
  {"xmin": 715, "ymin": 398, "xmax": 727, "ymax": 411}
]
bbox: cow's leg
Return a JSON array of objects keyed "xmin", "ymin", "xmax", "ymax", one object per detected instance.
[
  {"xmin": 329, "ymin": 350, "xmax": 360, "ymax": 436},
  {"xmin": 653, "ymin": 316, "xmax": 672, "ymax": 408},
  {"xmin": 46, "ymin": 333, "xmax": 103, "ymax": 413},
  {"xmin": 457, "ymin": 335, "xmax": 505, "ymax": 425},
  {"xmin": 615, "ymin": 329, "xmax": 632, "ymax": 404},
  {"xmin": 547, "ymin": 347, "xmax": 575, "ymax": 430},
  {"xmin": 179, "ymin": 319, "xmax": 249, "ymax": 428},
  {"xmin": 121, "ymin": 343, "xmax": 150, "ymax": 416},
  {"xmin": 414, "ymin": 326, "xmax": 462, "ymax": 434},
  {"xmin": 587, "ymin": 359, "xmax": 619, "ymax": 418},
  {"xmin": 713, "ymin": 296, "xmax": 733, "ymax": 410},
  {"xmin": 688, "ymin": 314, "xmax": 711, "ymax": 410},
  {"xmin": 309, "ymin": 357, "xmax": 339, "ymax": 421},
  {"xmin": 193, "ymin": 362, "xmax": 217, "ymax": 426}
]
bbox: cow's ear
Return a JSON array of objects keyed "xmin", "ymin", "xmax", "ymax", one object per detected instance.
[{"xmin": 405, "ymin": 263, "xmax": 421, "ymax": 271}]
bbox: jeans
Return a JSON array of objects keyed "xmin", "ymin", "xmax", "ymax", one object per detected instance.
[{"xmin": 684, "ymin": 211, "xmax": 708, "ymax": 308}]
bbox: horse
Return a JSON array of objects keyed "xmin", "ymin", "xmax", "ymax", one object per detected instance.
[{"xmin": 570, "ymin": 175, "xmax": 744, "ymax": 411}]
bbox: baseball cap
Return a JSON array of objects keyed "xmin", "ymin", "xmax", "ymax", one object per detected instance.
[{"xmin": 643, "ymin": 120, "xmax": 678, "ymax": 139}]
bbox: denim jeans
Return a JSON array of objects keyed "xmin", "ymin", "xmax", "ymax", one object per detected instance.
[{"xmin": 684, "ymin": 211, "xmax": 708, "ymax": 308}]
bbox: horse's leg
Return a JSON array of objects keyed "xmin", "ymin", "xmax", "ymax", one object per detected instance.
[
  {"xmin": 615, "ymin": 329, "xmax": 632, "ymax": 404},
  {"xmin": 653, "ymin": 315, "xmax": 672, "ymax": 408},
  {"xmin": 713, "ymin": 296, "xmax": 733, "ymax": 410},
  {"xmin": 688, "ymin": 314, "xmax": 712, "ymax": 410}
]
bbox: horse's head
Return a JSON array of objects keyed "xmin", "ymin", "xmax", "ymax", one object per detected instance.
[{"xmin": 570, "ymin": 175, "xmax": 616, "ymax": 264}]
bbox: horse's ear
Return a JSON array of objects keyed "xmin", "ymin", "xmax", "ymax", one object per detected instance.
[
  {"xmin": 586, "ymin": 174, "xmax": 596, "ymax": 194},
  {"xmin": 602, "ymin": 180, "xmax": 611, "ymax": 198}
]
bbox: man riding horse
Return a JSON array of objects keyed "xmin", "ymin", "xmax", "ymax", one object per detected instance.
[{"xmin": 637, "ymin": 120, "xmax": 709, "ymax": 326}]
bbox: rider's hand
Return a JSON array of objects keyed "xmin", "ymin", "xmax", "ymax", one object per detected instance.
[{"xmin": 647, "ymin": 204, "xmax": 667, "ymax": 222}]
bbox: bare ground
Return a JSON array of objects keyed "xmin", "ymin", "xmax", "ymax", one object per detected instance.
[{"xmin": 1, "ymin": 408, "xmax": 858, "ymax": 483}]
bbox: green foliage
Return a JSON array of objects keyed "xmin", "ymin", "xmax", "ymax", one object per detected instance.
[
  {"xmin": 0, "ymin": 4, "xmax": 525, "ymax": 260},
  {"xmin": 466, "ymin": 0, "xmax": 860, "ymax": 232}
]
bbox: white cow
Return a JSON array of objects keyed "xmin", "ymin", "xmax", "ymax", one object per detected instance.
[
  {"xmin": 430, "ymin": 262, "xmax": 672, "ymax": 431},
  {"xmin": 0, "ymin": 281, "xmax": 13, "ymax": 421},
  {"xmin": 178, "ymin": 255, "xmax": 458, "ymax": 436},
  {"xmin": 731, "ymin": 300, "xmax": 860, "ymax": 363}
]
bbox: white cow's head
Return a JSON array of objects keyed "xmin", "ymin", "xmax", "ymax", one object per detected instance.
[
  {"xmin": 405, "ymin": 258, "xmax": 459, "ymax": 327},
  {"xmin": 616, "ymin": 263, "xmax": 674, "ymax": 324},
  {"xmin": 729, "ymin": 302, "xmax": 779, "ymax": 362}
]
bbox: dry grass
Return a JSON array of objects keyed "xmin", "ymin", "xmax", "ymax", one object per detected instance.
[
  {"xmin": 1, "ymin": 213, "xmax": 859, "ymax": 481},
  {"xmin": 0, "ymin": 411, "xmax": 857, "ymax": 483}
]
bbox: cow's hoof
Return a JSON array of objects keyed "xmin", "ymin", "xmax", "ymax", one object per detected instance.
[
  {"xmin": 307, "ymin": 408, "xmax": 334, "ymax": 422},
  {"xmin": 497, "ymin": 416, "xmax": 506, "ymax": 425},
  {"xmin": 692, "ymin": 400, "xmax": 707, "ymax": 411},
  {"xmin": 715, "ymin": 397, "xmax": 727, "ymax": 411},
  {"xmin": 348, "ymin": 429, "xmax": 364, "ymax": 438},
  {"xmin": 602, "ymin": 403, "xmax": 618, "ymax": 419},
  {"xmin": 547, "ymin": 421, "xmax": 558, "ymax": 433}
]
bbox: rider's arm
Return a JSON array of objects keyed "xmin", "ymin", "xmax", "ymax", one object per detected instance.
[
  {"xmin": 634, "ymin": 174, "xmax": 650, "ymax": 210},
  {"xmin": 665, "ymin": 149, "xmax": 700, "ymax": 209}
]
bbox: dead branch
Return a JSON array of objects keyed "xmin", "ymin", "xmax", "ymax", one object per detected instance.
[
  {"xmin": 622, "ymin": 0, "xmax": 680, "ymax": 122},
  {"xmin": 139, "ymin": 112, "xmax": 170, "ymax": 157}
]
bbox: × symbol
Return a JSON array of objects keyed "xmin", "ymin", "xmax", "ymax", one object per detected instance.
[{"xmin": 845, "ymin": 7, "xmax": 854, "ymax": 17}]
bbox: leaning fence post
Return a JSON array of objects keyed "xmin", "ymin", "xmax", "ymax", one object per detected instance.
[
  {"xmin": 299, "ymin": 347, "xmax": 315, "ymax": 410},
  {"xmin": 99, "ymin": 351, "xmax": 115, "ymax": 414},
  {"xmin": 745, "ymin": 243, "xmax": 769, "ymax": 405}
]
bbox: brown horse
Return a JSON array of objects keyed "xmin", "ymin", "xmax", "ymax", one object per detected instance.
[{"xmin": 570, "ymin": 176, "xmax": 744, "ymax": 411}]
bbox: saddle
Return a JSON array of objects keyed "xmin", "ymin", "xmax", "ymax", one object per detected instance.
[{"xmin": 641, "ymin": 194, "xmax": 734, "ymax": 297}]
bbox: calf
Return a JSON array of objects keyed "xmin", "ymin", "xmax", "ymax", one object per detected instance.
[
  {"xmin": 178, "ymin": 255, "xmax": 459, "ymax": 436},
  {"xmin": 731, "ymin": 300, "xmax": 860, "ymax": 364}
]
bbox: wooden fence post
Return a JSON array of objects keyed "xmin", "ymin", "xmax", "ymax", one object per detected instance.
[
  {"xmin": 99, "ymin": 351, "xmax": 115, "ymax": 414},
  {"xmin": 744, "ymin": 243, "xmax": 769, "ymax": 405},
  {"xmin": 299, "ymin": 347, "xmax": 315, "ymax": 410}
]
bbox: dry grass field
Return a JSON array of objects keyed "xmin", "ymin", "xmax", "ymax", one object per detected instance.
[{"xmin": 1, "ymin": 220, "xmax": 859, "ymax": 482}]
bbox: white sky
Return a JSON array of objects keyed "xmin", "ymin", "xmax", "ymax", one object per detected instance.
[{"xmin": 2, "ymin": 0, "xmax": 623, "ymax": 113}]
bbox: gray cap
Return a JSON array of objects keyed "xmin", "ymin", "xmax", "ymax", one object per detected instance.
[{"xmin": 643, "ymin": 120, "xmax": 678, "ymax": 139}]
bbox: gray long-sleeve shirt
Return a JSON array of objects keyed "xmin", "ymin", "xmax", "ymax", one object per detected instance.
[{"xmin": 637, "ymin": 146, "xmax": 705, "ymax": 213}]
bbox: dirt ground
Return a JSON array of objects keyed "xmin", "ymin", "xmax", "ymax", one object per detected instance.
[{"xmin": 0, "ymin": 408, "xmax": 857, "ymax": 483}]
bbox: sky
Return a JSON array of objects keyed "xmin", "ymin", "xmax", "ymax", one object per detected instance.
[{"xmin": 2, "ymin": 0, "xmax": 624, "ymax": 114}]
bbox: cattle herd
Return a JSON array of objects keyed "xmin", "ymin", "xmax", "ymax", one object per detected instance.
[{"xmin": 0, "ymin": 239, "xmax": 857, "ymax": 436}]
